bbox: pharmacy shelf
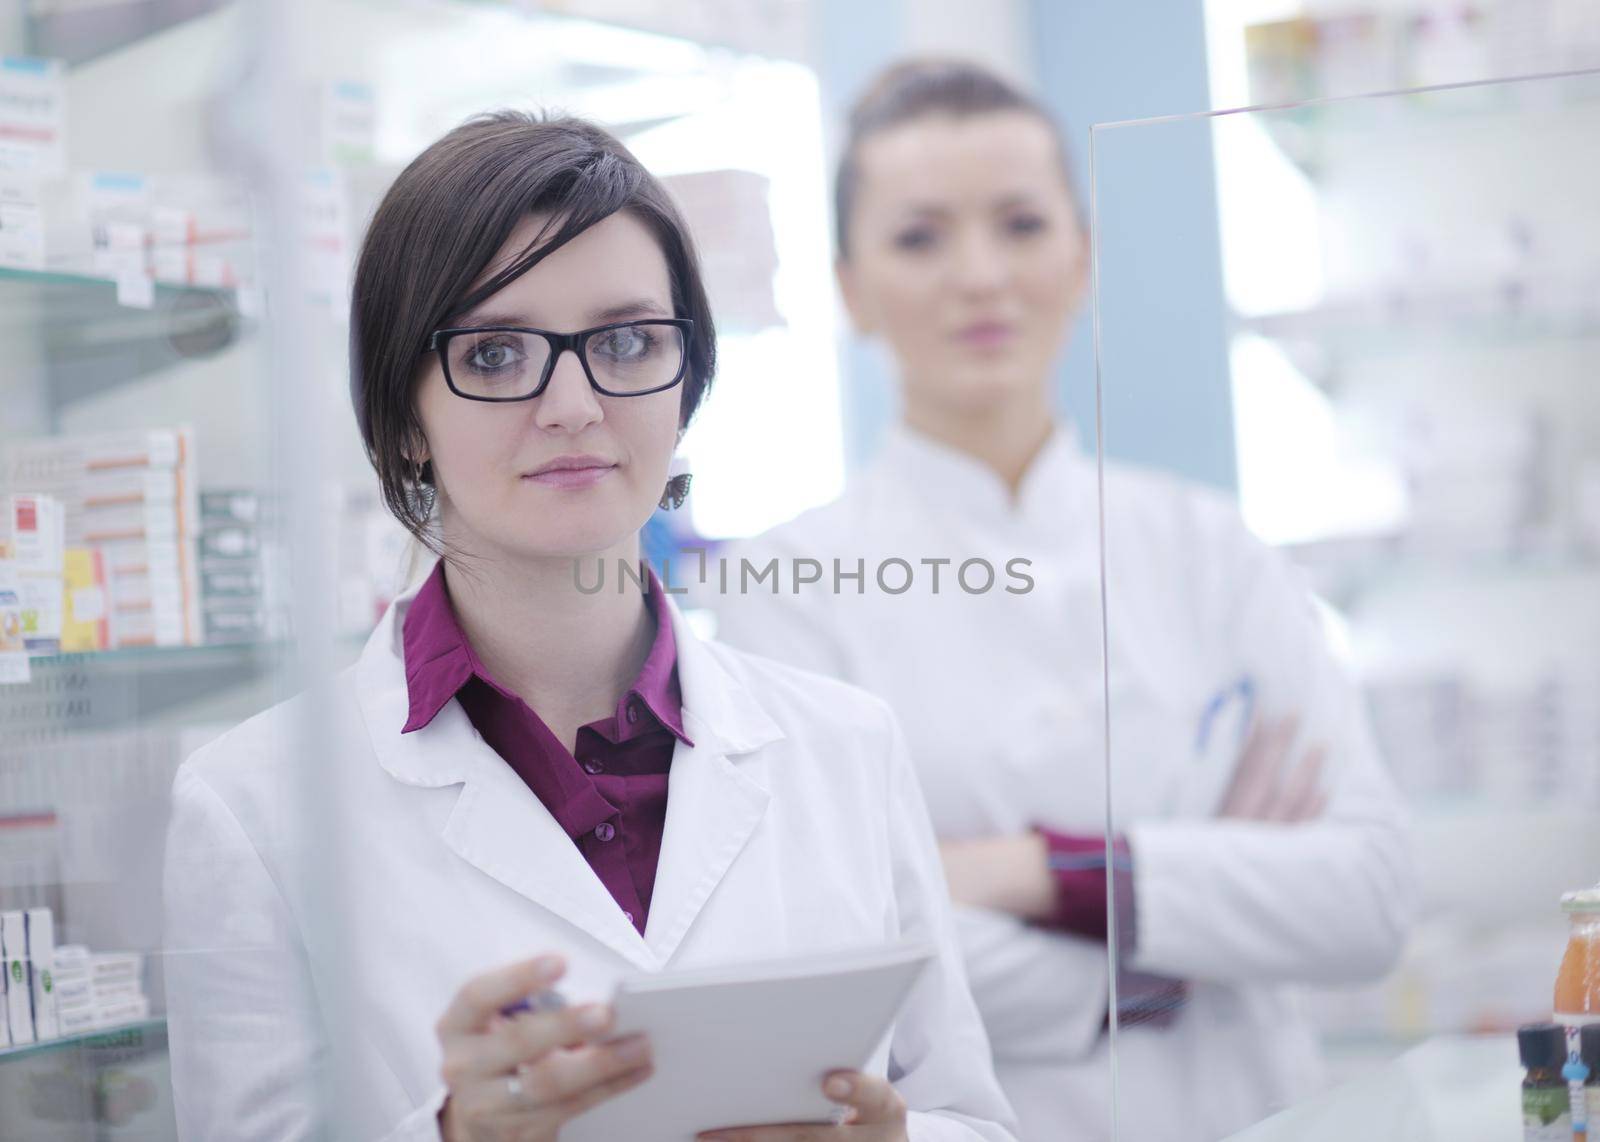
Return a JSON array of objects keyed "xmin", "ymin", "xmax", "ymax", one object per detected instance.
[
  {"xmin": 0, "ymin": 264, "xmax": 236, "ymax": 298},
  {"xmin": 5, "ymin": 643, "xmax": 303, "ymax": 735},
  {"xmin": 1290, "ymin": 543, "xmax": 1600, "ymax": 605},
  {"xmin": 1235, "ymin": 300, "xmax": 1600, "ymax": 360},
  {"xmin": 1251, "ymin": 82, "xmax": 1600, "ymax": 182},
  {"xmin": 0, "ymin": 264, "xmax": 250, "ymax": 413},
  {"xmin": 4, "ymin": 637, "xmax": 370, "ymax": 732},
  {"xmin": 0, "ymin": 1017, "xmax": 164, "ymax": 1064},
  {"xmin": 27, "ymin": 642, "xmax": 288, "ymax": 674},
  {"xmin": 25, "ymin": 634, "xmax": 368, "ymax": 675}
]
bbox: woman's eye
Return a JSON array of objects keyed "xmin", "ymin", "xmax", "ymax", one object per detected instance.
[
  {"xmin": 1005, "ymin": 214, "xmax": 1047, "ymax": 238},
  {"xmin": 893, "ymin": 227, "xmax": 937, "ymax": 252},
  {"xmin": 467, "ymin": 340, "xmax": 524, "ymax": 371},
  {"xmin": 596, "ymin": 328, "xmax": 651, "ymax": 359}
]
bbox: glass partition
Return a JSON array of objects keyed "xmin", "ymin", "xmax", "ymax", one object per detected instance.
[
  {"xmin": 0, "ymin": 7, "xmax": 264, "ymax": 1138},
  {"xmin": 1092, "ymin": 68, "xmax": 1600, "ymax": 1139}
]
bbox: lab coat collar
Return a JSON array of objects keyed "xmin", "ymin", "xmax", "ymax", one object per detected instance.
[
  {"xmin": 878, "ymin": 417, "xmax": 1089, "ymax": 531},
  {"xmin": 354, "ymin": 561, "xmax": 784, "ymax": 969}
]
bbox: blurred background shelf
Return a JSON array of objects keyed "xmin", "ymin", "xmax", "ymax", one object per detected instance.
[
  {"xmin": 0, "ymin": 1018, "xmax": 165, "ymax": 1065},
  {"xmin": 0, "ymin": 267, "xmax": 250, "ymax": 414},
  {"xmin": 1237, "ymin": 295, "xmax": 1600, "ymax": 360},
  {"xmin": 25, "ymin": 635, "xmax": 365, "ymax": 675}
]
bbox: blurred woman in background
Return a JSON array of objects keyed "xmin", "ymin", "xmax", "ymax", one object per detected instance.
[{"xmin": 704, "ymin": 59, "xmax": 1416, "ymax": 1142}]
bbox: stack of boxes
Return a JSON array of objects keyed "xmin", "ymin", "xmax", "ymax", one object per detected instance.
[
  {"xmin": 3, "ymin": 434, "xmax": 417, "ymax": 657},
  {"xmin": 198, "ymin": 490, "xmax": 284, "ymax": 645},
  {"xmin": 4, "ymin": 428, "xmax": 201, "ymax": 649},
  {"xmin": 51, "ymin": 946, "xmax": 148, "ymax": 1037},
  {"xmin": 0, "ymin": 167, "xmax": 255, "ymax": 293},
  {"xmin": 0, "ymin": 494, "xmax": 66, "ymax": 654},
  {"xmin": 0, "ymin": 908, "xmax": 150, "ymax": 1049}
]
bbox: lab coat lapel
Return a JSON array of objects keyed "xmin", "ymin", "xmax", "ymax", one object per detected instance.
[
  {"xmin": 439, "ymin": 726, "xmax": 654, "ymax": 968},
  {"xmin": 356, "ymin": 582, "xmax": 655, "ymax": 970},
  {"xmin": 643, "ymin": 591, "xmax": 783, "ymax": 965}
]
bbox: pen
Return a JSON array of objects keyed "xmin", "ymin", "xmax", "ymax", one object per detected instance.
[{"xmin": 500, "ymin": 988, "xmax": 568, "ymax": 1019}]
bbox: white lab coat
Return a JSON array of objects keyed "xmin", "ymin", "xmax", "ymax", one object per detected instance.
[
  {"xmin": 161, "ymin": 566, "xmax": 1019, "ymax": 1142},
  {"xmin": 701, "ymin": 422, "xmax": 1417, "ymax": 1142}
]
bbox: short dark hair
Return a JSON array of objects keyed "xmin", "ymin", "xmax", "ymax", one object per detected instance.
[
  {"xmin": 833, "ymin": 58, "xmax": 1079, "ymax": 259},
  {"xmin": 349, "ymin": 109, "xmax": 717, "ymax": 547}
]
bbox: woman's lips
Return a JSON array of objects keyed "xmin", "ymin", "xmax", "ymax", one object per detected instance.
[
  {"xmin": 956, "ymin": 322, "xmax": 1016, "ymax": 350},
  {"xmin": 523, "ymin": 464, "xmax": 615, "ymax": 489}
]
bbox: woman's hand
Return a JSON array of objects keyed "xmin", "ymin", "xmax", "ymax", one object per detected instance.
[
  {"xmin": 1218, "ymin": 715, "xmax": 1328, "ymax": 823},
  {"xmin": 939, "ymin": 832, "xmax": 1055, "ymax": 919},
  {"xmin": 696, "ymin": 1071, "xmax": 908, "ymax": 1141},
  {"xmin": 435, "ymin": 954, "xmax": 653, "ymax": 1142}
]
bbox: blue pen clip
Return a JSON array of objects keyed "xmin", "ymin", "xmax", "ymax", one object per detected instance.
[
  {"xmin": 1195, "ymin": 675, "xmax": 1255, "ymax": 756},
  {"xmin": 500, "ymin": 988, "xmax": 568, "ymax": 1019}
]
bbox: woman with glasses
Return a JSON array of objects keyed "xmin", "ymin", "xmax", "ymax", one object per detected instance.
[
  {"xmin": 162, "ymin": 111, "xmax": 1016, "ymax": 1142},
  {"xmin": 704, "ymin": 60, "xmax": 1415, "ymax": 1142}
]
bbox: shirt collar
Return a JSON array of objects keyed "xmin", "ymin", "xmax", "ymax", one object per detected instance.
[
  {"xmin": 877, "ymin": 417, "xmax": 1088, "ymax": 532},
  {"xmin": 400, "ymin": 558, "xmax": 692, "ymax": 746},
  {"xmin": 618, "ymin": 564, "xmax": 692, "ymax": 745}
]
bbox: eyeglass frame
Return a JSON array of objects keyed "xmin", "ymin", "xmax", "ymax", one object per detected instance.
[{"xmin": 422, "ymin": 317, "xmax": 695, "ymax": 402}]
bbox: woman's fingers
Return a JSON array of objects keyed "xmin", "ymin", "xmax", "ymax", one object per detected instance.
[
  {"xmin": 436, "ymin": 954, "xmax": 565, "ymax": 1037},
  {"xmin": 442, "ymin": 1001, "xmax": 616, "ymax": 1082},
  {"xmin": 695, "ymin": 1072, "xmax": 906, "ymax": 1139},
  {"xmin": 824, "ymin": 1070, "xmax": 905, "ymax": 1125},
  {"xmin": 1217, "ymin": 715, "xmax": 1330, "ymax": 825},
  {"xmin": 1275, "ymin": 745, "xmax": 1327, "ymax": 823},
  {"xmin": 1219, "ymin": 715, "xmax": 1292, "ymax": 819},
  {"xmin": 534, "ymin": 1036, "xmax": 655, "ymax": 1114}
]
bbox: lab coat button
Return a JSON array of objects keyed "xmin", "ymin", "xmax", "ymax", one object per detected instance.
[{"xmin": 594, "ymin": 822, "xmax": 616, "ymax": 842}]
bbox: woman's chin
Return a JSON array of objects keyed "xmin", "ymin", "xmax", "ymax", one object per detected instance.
[
  {"xmin": 465, "ymin": 524, "xmax": 638, "ymax": 566},
  {"xmin": 931, "ymin": 369, "xmax": 1043, "ymax": 413}
]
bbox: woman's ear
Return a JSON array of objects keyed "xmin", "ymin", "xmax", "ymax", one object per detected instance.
[
  {"xmin": 835, "ymin": 255, "xmax": 877, "ymax": 337},
  {"xmin": 402, "ymin": 426, "xmax": 432, "ymax": 469}
]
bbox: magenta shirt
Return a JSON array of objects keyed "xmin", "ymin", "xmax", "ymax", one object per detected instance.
[{"xmin": 401, "ymin": 560, "xmax": 693, "ymax": 935}]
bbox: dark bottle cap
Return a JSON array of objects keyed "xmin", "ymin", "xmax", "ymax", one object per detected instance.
[
  {"xmin": 1519, "ymin": 1023, "xmax": 1566, "ymax": 1070},
  {"xmin": 1582, "ymin": 1024, "xmax": 1600, "ymax": 1072}
]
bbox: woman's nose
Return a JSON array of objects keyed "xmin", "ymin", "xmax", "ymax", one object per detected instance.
[
  {"xmin": 532, "ymin": 350, "xmax": 604, "ymax": 432},
  {"xmin": 950, "ymin": 232, "xmax": 1010, "ymax": 294}
]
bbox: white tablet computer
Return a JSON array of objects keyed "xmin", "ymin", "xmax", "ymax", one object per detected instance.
[{"xmin": 562, "ymin": 939, "xmax": 935, "ymax": 1142}]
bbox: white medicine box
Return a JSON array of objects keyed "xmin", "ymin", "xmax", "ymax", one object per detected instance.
[
  {"xmin": 0, "ymin": 910, "xmax": 33, "ymax": 1046},
  {"xmin": 26, "ymin": 908, "xmax": 57, "ymax": 1041}
]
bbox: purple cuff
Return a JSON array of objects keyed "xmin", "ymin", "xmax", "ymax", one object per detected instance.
[
  {"xmin": 1033, "ymin": 827, "xmax": 1134, "ymax": 948},
  {"xmin": 1034, "ymin": 827, "xmax": 1190, "ymax": 1030}
]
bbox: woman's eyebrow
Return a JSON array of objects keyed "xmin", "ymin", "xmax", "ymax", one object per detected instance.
[
  {"xmin": 450, "ymin": 308, "xmax": 529, "ymax": 329},
  {"xmin": 589, "ymin": 298, "xmax": 672, "ymax": 323},
  {"xmin": 896, "ymin": 202, "xmax": 949, "ymax": 221},
  {"xmin": 451, "ymin": 299, "xmax": 671, "ymax": 329}
]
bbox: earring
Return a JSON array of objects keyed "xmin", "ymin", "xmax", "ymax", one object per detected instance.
[
  {"xmin": 411, "ymin": 460, "xmax": 437, "ymax": 518},
  {"xmin": 658, "ymin": 472, "xmax": 692, "ymax": 511}
]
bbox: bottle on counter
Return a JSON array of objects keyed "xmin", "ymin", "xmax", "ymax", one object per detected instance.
[
  {"xmin": 1523, "ymin": 1023, "xmax": 1573, "ymax": 1141},
  {"xmin": 1557, "ymin": 887, "xmax": 1600, "ymax": 1027}
]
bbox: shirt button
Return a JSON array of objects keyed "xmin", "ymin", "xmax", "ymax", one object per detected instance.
[
  {"xmin": 594, "ymin": 822, "xmax": 616, "ymax": 843},
  {"xmin": 623, "ymin": 910, "xmax": 634, "ymax": 924},
  {"xmin": 625, "ymin": 700, "xmax": 640, "ymax": 725},
  {"xmin": 582, "ymin": 760, "xmax": 603, "ymax": 775}
]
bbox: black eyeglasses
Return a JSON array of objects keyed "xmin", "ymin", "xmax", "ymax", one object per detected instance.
[{"xmin": 424, "ymin": 318, "xmax": 694, "ymax": 402}]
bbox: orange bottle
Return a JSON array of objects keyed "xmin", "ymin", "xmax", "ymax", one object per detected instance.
[{"xmin": 1556, "ymin": 888, "xmax": 1600, "ymax": 1026}]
